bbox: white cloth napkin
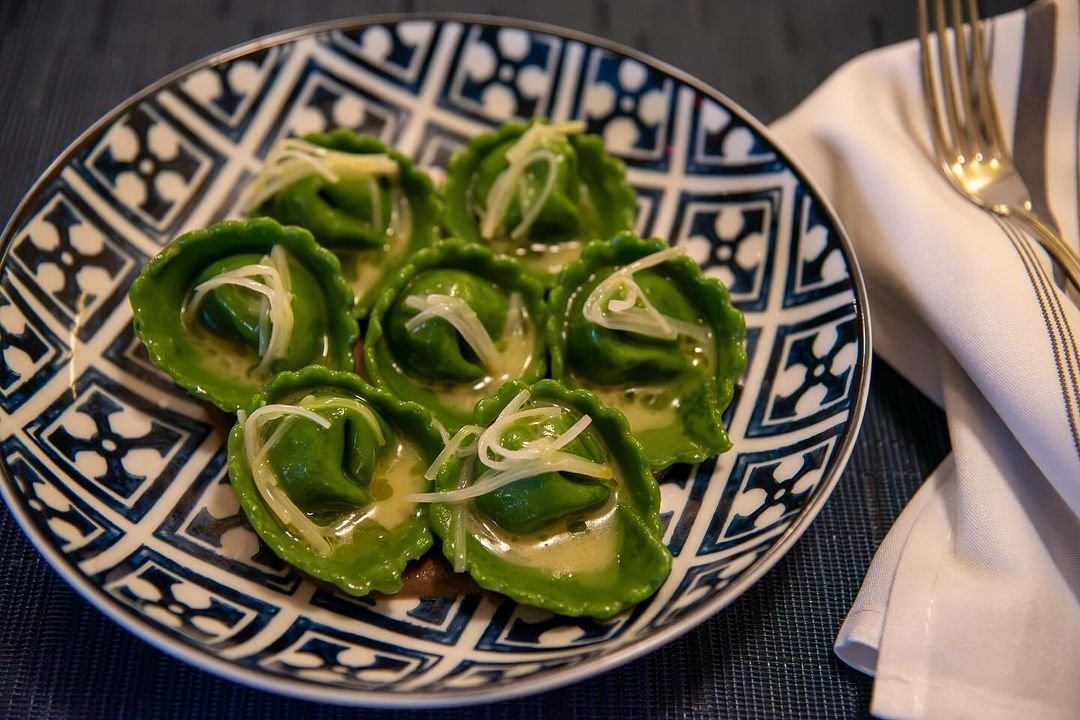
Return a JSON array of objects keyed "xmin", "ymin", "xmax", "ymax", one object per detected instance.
[{"xmin": 770, "ymin": 1, "xmax": 1080, "ymax": 718}]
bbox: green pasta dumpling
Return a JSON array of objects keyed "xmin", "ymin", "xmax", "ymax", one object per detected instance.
[
  {"xmin": 548, "ymin": 232, "xmax": 746, "ymax": 469},
  {"xmin": 248, "ymin": 130, "xmax": 442, "ymax": 317},
  {"xmin": 443, "ymin": 119, "xmax": 635, "ymax": 284},
  {"xmin": 422, "ymin": 380, "xmax": 672, "ymax": 619},
  {"xmin": 227, "ymin": 367, "xmax": 444, "ymax": 596},
  {"xmin": 128, "ymin": 218, "xmax": 357, "ymax": 412},
  {"xmin": 365, "ymin": 240, "xmax": 548, "ymax": 433}
]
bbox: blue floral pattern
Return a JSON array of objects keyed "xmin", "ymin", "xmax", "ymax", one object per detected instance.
[
  {"xmin": 248, "ymin": 619, "xmax": 439, "ymax": 688},
  {"xmin": 0, "ymin": 281, "xmax": 68, "ymax": 412},
  {"xmin": 24, "ymin": 368, "xmax": 210, "ymax": 520},
  {"xmin": 8, "ymin": 189, "xmax": 142, "ymax": 340},
  {"xmin": 103, "ymin": 547, "xmax": 275, "ymax": 648},
  {"xmin": 176, "ymin": 47, "xmax": 282, "ymax": 138},
  {"xmin": 3, "ymin": 437, "xmax": 121, "ymax": 561},
  {"xmin": 675, "ymin": 189, "xmax": 782, "ymax": 312},
  {"xmin": 330, "ymin": 22, "xmax": 439, "ymax": 91},
  {"xmin": 687, "ymin": 96, "xmax": 780, "ymax": 174},
  {"xmin": 79, "ymin": 102, "xmax": 220, "ymax": 236},
  {"xmin": 444, "ymin": 26, "xmax": 563, "ymax": 122},
  {"xmin": 263, "ymin": 61, "xmax": 410, "ymax": 152},
  {"xmin": 578, "ymin": 51, "xmax": 675, "ymax": 168}
]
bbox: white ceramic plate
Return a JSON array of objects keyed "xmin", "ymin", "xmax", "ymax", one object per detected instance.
[{"xmin": 0, "ymin": 14, "xmax": 870, "ymax": 707}]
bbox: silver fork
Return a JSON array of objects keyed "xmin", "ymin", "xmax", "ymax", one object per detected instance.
[{"xmin": 917, "ymin": 0, "xmax": 1080, "ymax": 291}]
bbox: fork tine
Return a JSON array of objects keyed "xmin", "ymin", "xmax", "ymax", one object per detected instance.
[
  {"xmin": 966, "ymin": 0, "xmax": 1008, "ymax": 159},
  {"xmin": 949, "ymin": 0, "xmax": 976, "ymax": 157},
  {"xmin": 918, "ymin": 0, "xmax": 951, "ymax": 165},
  {"xmin": 932, "ymin": 0, "xmax": 964, "ymax": 156}
]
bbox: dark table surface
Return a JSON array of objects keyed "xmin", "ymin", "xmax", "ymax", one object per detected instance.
[{"xmin": 0, "ymin": 1, "xmax": 1026, "ymax": 718}]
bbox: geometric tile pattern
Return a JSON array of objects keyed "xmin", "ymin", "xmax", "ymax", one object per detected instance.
[
  {"xmin": 329, "ymin": 22, "xmax": 440, "ymax": 93},
  {"xmin": 0, "ymin": 18, "xmax": 868, "ymax": 705},
  {"xmin": 77, "ymin": 102, "xmax": 222, "ymax": 238},
  {"xmin": 784, "ymin": 188, "xmax": 853, "ymax": 307},
  {"xmin": 477, "ymin": 601, "xmax": 643, "ymax": 653},
  {"xmin": 442, "ymin": 25, "xmax": 564, "ymax": 124},
  {"xmin": 686, "ymin": 97, "xmax": 780, "ymax": 175},
  {"xmin": 244, "ymin": 618, "xmax": 441, "ymax": 688},
  {"xmin": 7, "ymin": 187, "xmax": 144, "ymax": 341},
  {"xmin": 309, "ymin": 588, "xmax": 482, "ymax": 646},
  {"xmin": 174, "ymin": 47, "xmax": 284, "ymax": 140},
  {"xmin": 2, "ymin": 436, "xmax": 122, "ymax": 562},
  {"xmin": 100, "ymin": 547, "xmax": 277, "ymax": 650},
  {"xmin": 577, "ymin": 50, "xmax": 676, "ymax": 169},
  {"xmin": 0, "ymin": 280, "xmax": 69, "ymax": 413},
  {"xmin": 155, "ymin": 449, "xmax": 302, "ymax": 595},
  {"xmin": 698, "ymin": 424, "xmax": 845, "ymax": 554},
  {"xmin": 675, "ymin": 188, "xmax": 782, "ymax": 312},
  {"xmin": 746, "ymin": 305, "xmax": 858, "ymax": 437},
  {"xmin": 262, "ymin": 60, "xmax": 411, "ymax": 152},
  {"xmin": 24, "ymin": 366, "xmax": 211, "ymax": 521}
]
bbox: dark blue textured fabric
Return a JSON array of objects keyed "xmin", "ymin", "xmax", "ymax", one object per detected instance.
[{"xmin": 0, "ymin": 361, "xmax": 949, "ymax": 719}]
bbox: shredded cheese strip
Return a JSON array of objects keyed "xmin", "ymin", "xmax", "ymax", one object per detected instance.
[
  {"xmin": 413, "ymin": 453, "xmax": 611, "ymax": 504},
  {"xmin": 409, "ymin": 390, "xmax": 611, "ymax": 504},
  {"xmin": 451, "ymin": 456, "xmax": 474, "ymax": 572},
  {"xmin": 241, "ymin": 397, "xmax": 395, "ymax": 554},
  {"xmin": 298, "ymin": 394, "xmax": 385, "ymax": 446},
  {"xmin": 504, "ymin": 292, "xmax": 525, "ymax": 340},
  {"xmin": 389, "ymin": 187, "xmax": 413, "ymax": 242},
  {"xmin": 240, "ymin": 137, "xmax": 400, "ymax": 212},
  {"xmin": 186, "ymin": 245, "xmax": 294, "ymax": 378},
  {"xmin": 424, "ymin": 424, "xmax": 482, "ymax": 481},
  {"xmin": 479, "ymin": 121, "xmax": 585, "ymax": 241},
  {"xmin": 404, "ymin": 294, "xmax": 503, "ymax": 374},
  {"xmin": 509, "ymin": 149, "xmax": 558, "ymax": 240},
  {"xmin": 582, "ymin": 246, "xmax": 711, "ymax": 346},
  {"xmin": 477, "ymin": 407, "xmax": 561, "ymax": 468},
  {"xmin": 430, "ymin": 417, "xmax": 451, "ymax": 445},
  {"xmin": 260, "ymin": 245, "xmax": 291, "ymax": 360},
  {"xmin": 241, "ymin": 405, "xmax": 337, "ymax": 556}
]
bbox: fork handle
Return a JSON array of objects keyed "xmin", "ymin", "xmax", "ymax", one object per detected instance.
[{"xmin": 1003, "ymin": 205, "xmax": 1080, "ymax": 294}]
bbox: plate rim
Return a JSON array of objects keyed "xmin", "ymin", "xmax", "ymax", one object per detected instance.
[{"xmin": 0, "ymin": 11, "xmax": 872, "ymax": 708}]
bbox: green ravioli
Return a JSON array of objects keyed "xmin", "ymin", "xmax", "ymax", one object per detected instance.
[
  {"xmin": 228, "ymin": 366, "xmax": 443, "ymax": 596},
  {"xmin": 426, "ymin": 380, "xmax": 672, "ymax": 620},
  {"xmin": 443, "ymin": 120, "xmax": 635, "ymax": 285},
  {"xmin": 252, "ymin": 130, "xmax": 442, "ymax": 318},
  {"xmin": 128, "ymin": 218, "xmax": 357, "ymax": 412},
  {"xmin": 548, "ymin": 232, "xmax": 746, "ymax": 469},
  {"xmin": 365, "ymin": 239, "xmax": 548, "ymax": 433}
]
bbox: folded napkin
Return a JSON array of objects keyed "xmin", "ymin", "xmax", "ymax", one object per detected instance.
[{"xmin": 770, "ymin": 1, "xmax": 1080, "ymax": 718}]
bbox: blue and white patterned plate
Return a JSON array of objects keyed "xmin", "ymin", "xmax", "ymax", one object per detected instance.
[{"xmin": 0, "ymin": 15, "xmax": 870, "ymax": 707}]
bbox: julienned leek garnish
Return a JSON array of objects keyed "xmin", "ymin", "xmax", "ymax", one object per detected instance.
[
  {"xmin": 187, "ymin": 244, "xmax": 294, "ymax": 378},
  {"xmin": 411, "ymin": 390, "xmax": 612, "ymax": 505},
  {"xmin": 402, "ymin": 292, "xmax": 526, "ymax": 377},
  {"xmin": 410, "ymin": 389, "xmax": 611, "ymax": 573},
  {"xmin": 240, "ymin": 137, "xmax": 401, "ymax": 212},
  {"xmin": 239, "ymin": 395, "xmax": 388, "ymax": 556},
  {"xmin": 241, "ymin": 404, "xmax": 334, "ymax": 555},
  {"xmin": 582, "ymin": 246, "xmax": 711, "ymax": 346},
  {"xmin": 480, "ymin": 121, "xmax": 586, "ymax": 241}
]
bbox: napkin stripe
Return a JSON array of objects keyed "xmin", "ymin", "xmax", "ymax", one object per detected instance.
[
  {"xmin": 1009, "ymin": 223, "xmax": 1080, "ymax": 456},
  {"xmin": 1003, "ymin": 221, "xmax": 1080, "ymax": 457},
  {"xmin": 1012, "ymin": 1, "xmax": 1059, "ymax": 234},
  {"xmin": 998, "ymin": 216, "xmax": 1080, "ymax": 461}
]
